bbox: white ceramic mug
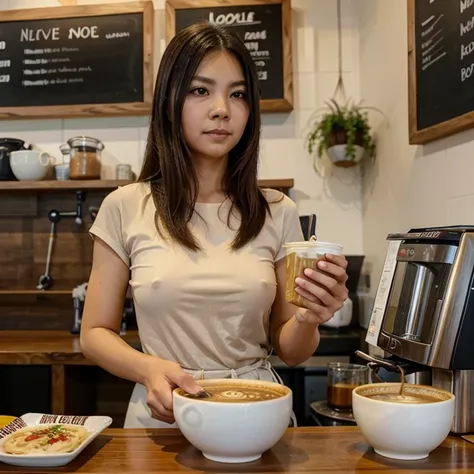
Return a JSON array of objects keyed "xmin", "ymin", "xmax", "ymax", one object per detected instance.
[{"xmin": 10, "ymin": 150, "xmax": 53, "ymax": 181}]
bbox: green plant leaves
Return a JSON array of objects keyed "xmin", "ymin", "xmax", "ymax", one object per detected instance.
[{"xmin": 305, "ymin": 99, "xmax": 376, "ymax": 164}]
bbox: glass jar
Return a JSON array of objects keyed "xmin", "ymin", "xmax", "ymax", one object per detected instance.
[
  {"xmin": 67, "ymin": 136, "xmax": 104, "ymax": 180},
  {"xmin": 116, "ymin": 163, "xmax": 132, "ymax": 180},
  {"xmin": 59, "ymin": 143, "xmax": 70, "ymax": 164}
]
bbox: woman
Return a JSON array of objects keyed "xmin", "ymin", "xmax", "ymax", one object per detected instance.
[{"xmin": 80, "ymin": 22, "xmax": 349, "ymax": 428}]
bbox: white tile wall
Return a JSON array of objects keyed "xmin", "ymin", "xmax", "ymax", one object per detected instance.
[
  {"xmin": 9, "ymin": 0, "xmax": 57, "ymax": 7},
  {"xmin": 62, "ymin": 117, "xmax": 148, "ymax": 178},
  {"xmin": 2, "ymin": 0, "xmax": 364, "ymax": 254},
  {"xmin": 446, "ymin": 195, "xmax": 474, "ymax": 226},
  {"xmin": 317, "ymin": 29, "xmax": 356, "ymax": 73},
  {"xmin": 1, "ymin": 119, "xmax": 63, "ymax": 160},
  {"xmin": 358, "ymin": 0, "xmax": 474, "ymax": 295}
]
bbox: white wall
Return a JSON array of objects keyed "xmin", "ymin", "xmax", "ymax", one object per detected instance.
[
  {"xmin": 358, "ymin": 1, "xmax": 474, "ymax": 293},
  {"xmin": 1, "ymin": 0, "xmax": 364, "ymax": 254}
]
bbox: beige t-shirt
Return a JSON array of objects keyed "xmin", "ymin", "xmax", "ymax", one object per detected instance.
[{"xmin": 89, "ymin": 182, "xmax": 303, "ymax": 371}]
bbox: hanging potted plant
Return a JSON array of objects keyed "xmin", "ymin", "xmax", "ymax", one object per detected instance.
[{"xmin": 305, "ymin": 99, "xmax": 376, "ymax": 172}]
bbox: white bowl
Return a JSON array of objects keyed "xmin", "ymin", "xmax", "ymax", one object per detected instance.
[
  {"xmin": 173, "ymin": 378, "xmax": 292, "ymax": 463},
  {"xmin": 352, "ymin": 383, "xmax": 455, "ymax": 460},
  {"xmin": 0, "ymin": 413, "xmax": 112, "ymax": 467},
  {"xmin": 10, "ymin": 150, "xmax": 53, "ymax": 181}
]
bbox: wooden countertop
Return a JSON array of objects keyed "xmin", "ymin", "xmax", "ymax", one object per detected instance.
[
  {"xmin": 1, "ymin": 427, "xmax": 473, "ymax": 473},
  {"xmin": 0, "ymin": 331, "xmax": 350, "ymax": 414}
]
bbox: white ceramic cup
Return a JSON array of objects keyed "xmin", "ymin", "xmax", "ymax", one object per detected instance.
[
  {"xmin": 10, "ymin": 150, "xmax": 52, "ymax": 181},
  {"xmin": 173, "ymin": 378, "xmax": 292, "ymax": 463},
  {"xmin": 352, "ymin": 383, "xmax": 455, "ymax": 460}
]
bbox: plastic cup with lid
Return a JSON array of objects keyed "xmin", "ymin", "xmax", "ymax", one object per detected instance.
[{"xmin": 282, "ymin": 237, "xmax": 344, "ymax": 306}]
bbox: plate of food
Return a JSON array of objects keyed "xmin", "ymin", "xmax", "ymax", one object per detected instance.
[{"xmin": 0, "ymin": 413, "xmax": 112, "ymax": 467}]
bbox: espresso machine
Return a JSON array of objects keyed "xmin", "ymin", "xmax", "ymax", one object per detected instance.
[{"xmin": 359, "ymin": 225, "xmax": 474, "ymax": 434}]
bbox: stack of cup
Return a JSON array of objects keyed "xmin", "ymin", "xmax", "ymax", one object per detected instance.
[
  {"xmin": 55, "ymin": 143, "xmax": 71, "ymax": 180},
  {"xmin": 55, "ymin": 164, "xmax": 70, "ymax": 180}
]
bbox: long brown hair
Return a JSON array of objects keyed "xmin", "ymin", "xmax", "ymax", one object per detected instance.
[{"xmin": 138, "ymin": 22, "xmax": 270, "ymax": 252}]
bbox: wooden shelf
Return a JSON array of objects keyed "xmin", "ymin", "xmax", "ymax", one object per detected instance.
[
  {"xmin": 0, "ymin": 178, "xmax": 294, "ymax": 193},
  {"xmin": 0, "ymin": 290, "xmax": 72, "ymax": 296},
  {"xmin": 0, "ymin": 330, "xmax": 140, "ymax": 363},
  {"xmin": 258, "ymin": 178, "xmax": 294, "ymax": 190},
  {"xmin": 0, "ymin": 179, "xmax": 130, "ymax": 192}
]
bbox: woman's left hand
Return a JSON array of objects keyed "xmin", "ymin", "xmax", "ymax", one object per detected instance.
[{"xmin": 293, "ymin": 253, "xmax": 349, "ymax": 325}]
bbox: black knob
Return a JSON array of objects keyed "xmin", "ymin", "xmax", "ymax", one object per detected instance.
[{"xmin": 48, "ymin": 210, "xmax": 61, "ymax": 223}]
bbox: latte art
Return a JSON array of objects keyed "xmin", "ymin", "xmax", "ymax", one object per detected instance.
[
  {"xmin": 208, "ymin": 388, "xmax": 279, "ymax": 402},
  {"xmin": 220, "ymin": 390, "xmax": 259, "ymax": 400},
  {"xmin": 367, "ymin": 393, "xmax": 440, "ymax": 404},
  {"xmin": 180, "ymin": 383, "xmax": 285, "ymax": 403},
  {"xmin": 361, "ymin": 363, "xmax": 445, "ymax": 404},
  {"xmin": 356, "ymin": 383, "xmax": 451, "ymax": 404}
]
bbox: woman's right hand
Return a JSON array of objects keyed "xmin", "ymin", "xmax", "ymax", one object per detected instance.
[{"xmin": 143, "ymin": 358, "xmax": 203, "ymax": 424}]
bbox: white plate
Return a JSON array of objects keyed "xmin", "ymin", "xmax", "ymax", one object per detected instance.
[{"xmin": 0, "ymin": 413, "xmax": 112, "ymax": 467}]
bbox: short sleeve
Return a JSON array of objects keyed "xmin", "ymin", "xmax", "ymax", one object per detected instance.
[
  {"xmin": 89, "ymin": 188, "xmax": 130, "ymax": 267},
  {"xmin": 275, "ymin": 197, "xmax": 305, "ymax": 262}
]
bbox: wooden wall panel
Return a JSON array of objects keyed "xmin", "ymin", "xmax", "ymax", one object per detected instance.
[
  {"xmin": 0, "ymin": 192, "xmax": 106, "ymax": 291},
  {"xmin": 0, "ymin": 179, "xmax": 293, "ymax": 330},
  {"xmin": 0, "ymin": 295, "xmax": 73, "ymax": 330},
  {"xmin": 0, "ymin": 191, "xmax": 109, "ymax": 329}
]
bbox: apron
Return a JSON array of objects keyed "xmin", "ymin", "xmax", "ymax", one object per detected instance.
[{"xmin": 123, "ymin": 357, "xmax": 297, "ymax": 428}]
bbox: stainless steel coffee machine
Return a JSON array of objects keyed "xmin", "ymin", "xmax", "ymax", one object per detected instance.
[{"xmin": 360, "ymin": 225, "xmax": 474, "ymax": 434}]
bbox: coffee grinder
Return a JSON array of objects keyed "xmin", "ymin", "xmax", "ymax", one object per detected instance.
[{"xmin": 358, "ymin": 225, "xmax": 474, "ymax": 434}]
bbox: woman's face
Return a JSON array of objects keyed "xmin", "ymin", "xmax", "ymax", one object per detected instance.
[{"xmin": 181, "ymin": 50, "xmax": 250, "ymax": 162}]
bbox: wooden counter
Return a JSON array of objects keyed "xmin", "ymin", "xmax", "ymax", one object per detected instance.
[
  {"xmin": 0, "ymin": 331, "xmax": 350, "ymax": 422},
  {"xmin": 0, "ymin": 331, "xmax": 141, "ymax": 418},
  {"xmin": 0, "ymin": 330, "xmax": 139, "ymax": 365},
  {"xmin": 0, "ymin": 330, "xmax": 352, "ymax": 366},
  {"xmin": 1, "ymin": 427, "xmax": 473, "ymax": 473}
]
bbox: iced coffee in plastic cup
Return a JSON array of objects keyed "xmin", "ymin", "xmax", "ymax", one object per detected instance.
[{"xmin": 283, "ymin": 238, "xmax": 344, "ymax": 307}]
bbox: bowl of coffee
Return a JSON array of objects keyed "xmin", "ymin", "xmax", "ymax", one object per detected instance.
[
  {"xmin": 173, "ymin": 379, "xmax": 292, "ymax": 463},
  {"xmin": 352, "ymin": 382, "xmax": 455, "ymax": 460},
  {"xmin": 283, "ymin": 239, "xmax": 343, "ymax": 307}
]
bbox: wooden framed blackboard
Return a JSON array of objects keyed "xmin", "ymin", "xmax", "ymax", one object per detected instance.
[
  {"xmin": 0, "ymin": 2, "xmax": 154, "ymax": 120},
  {"xmin": 165, "ymin": 0, "xmax": 293, "ymax": 113},
  {"xmin": 408, "ymin": 0, "xmax": 474, "ymax": 144}
]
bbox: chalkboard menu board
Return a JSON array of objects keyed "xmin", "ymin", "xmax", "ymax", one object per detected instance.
[
  {"xmin": 408, "ymin": 0, "xmax": 474, "ymax": 143},
  {"xmin": 0, "ymin": 2, "xmax": 154, "ymax": 120},
  {"xmin": 165, "ymin": 0, "xmax": 293, "ymax": 113}
]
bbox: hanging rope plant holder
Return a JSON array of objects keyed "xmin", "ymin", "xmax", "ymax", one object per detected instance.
[{"xmin": 306, "ymin": 0, "xmax": 376, "ymax": 172}]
